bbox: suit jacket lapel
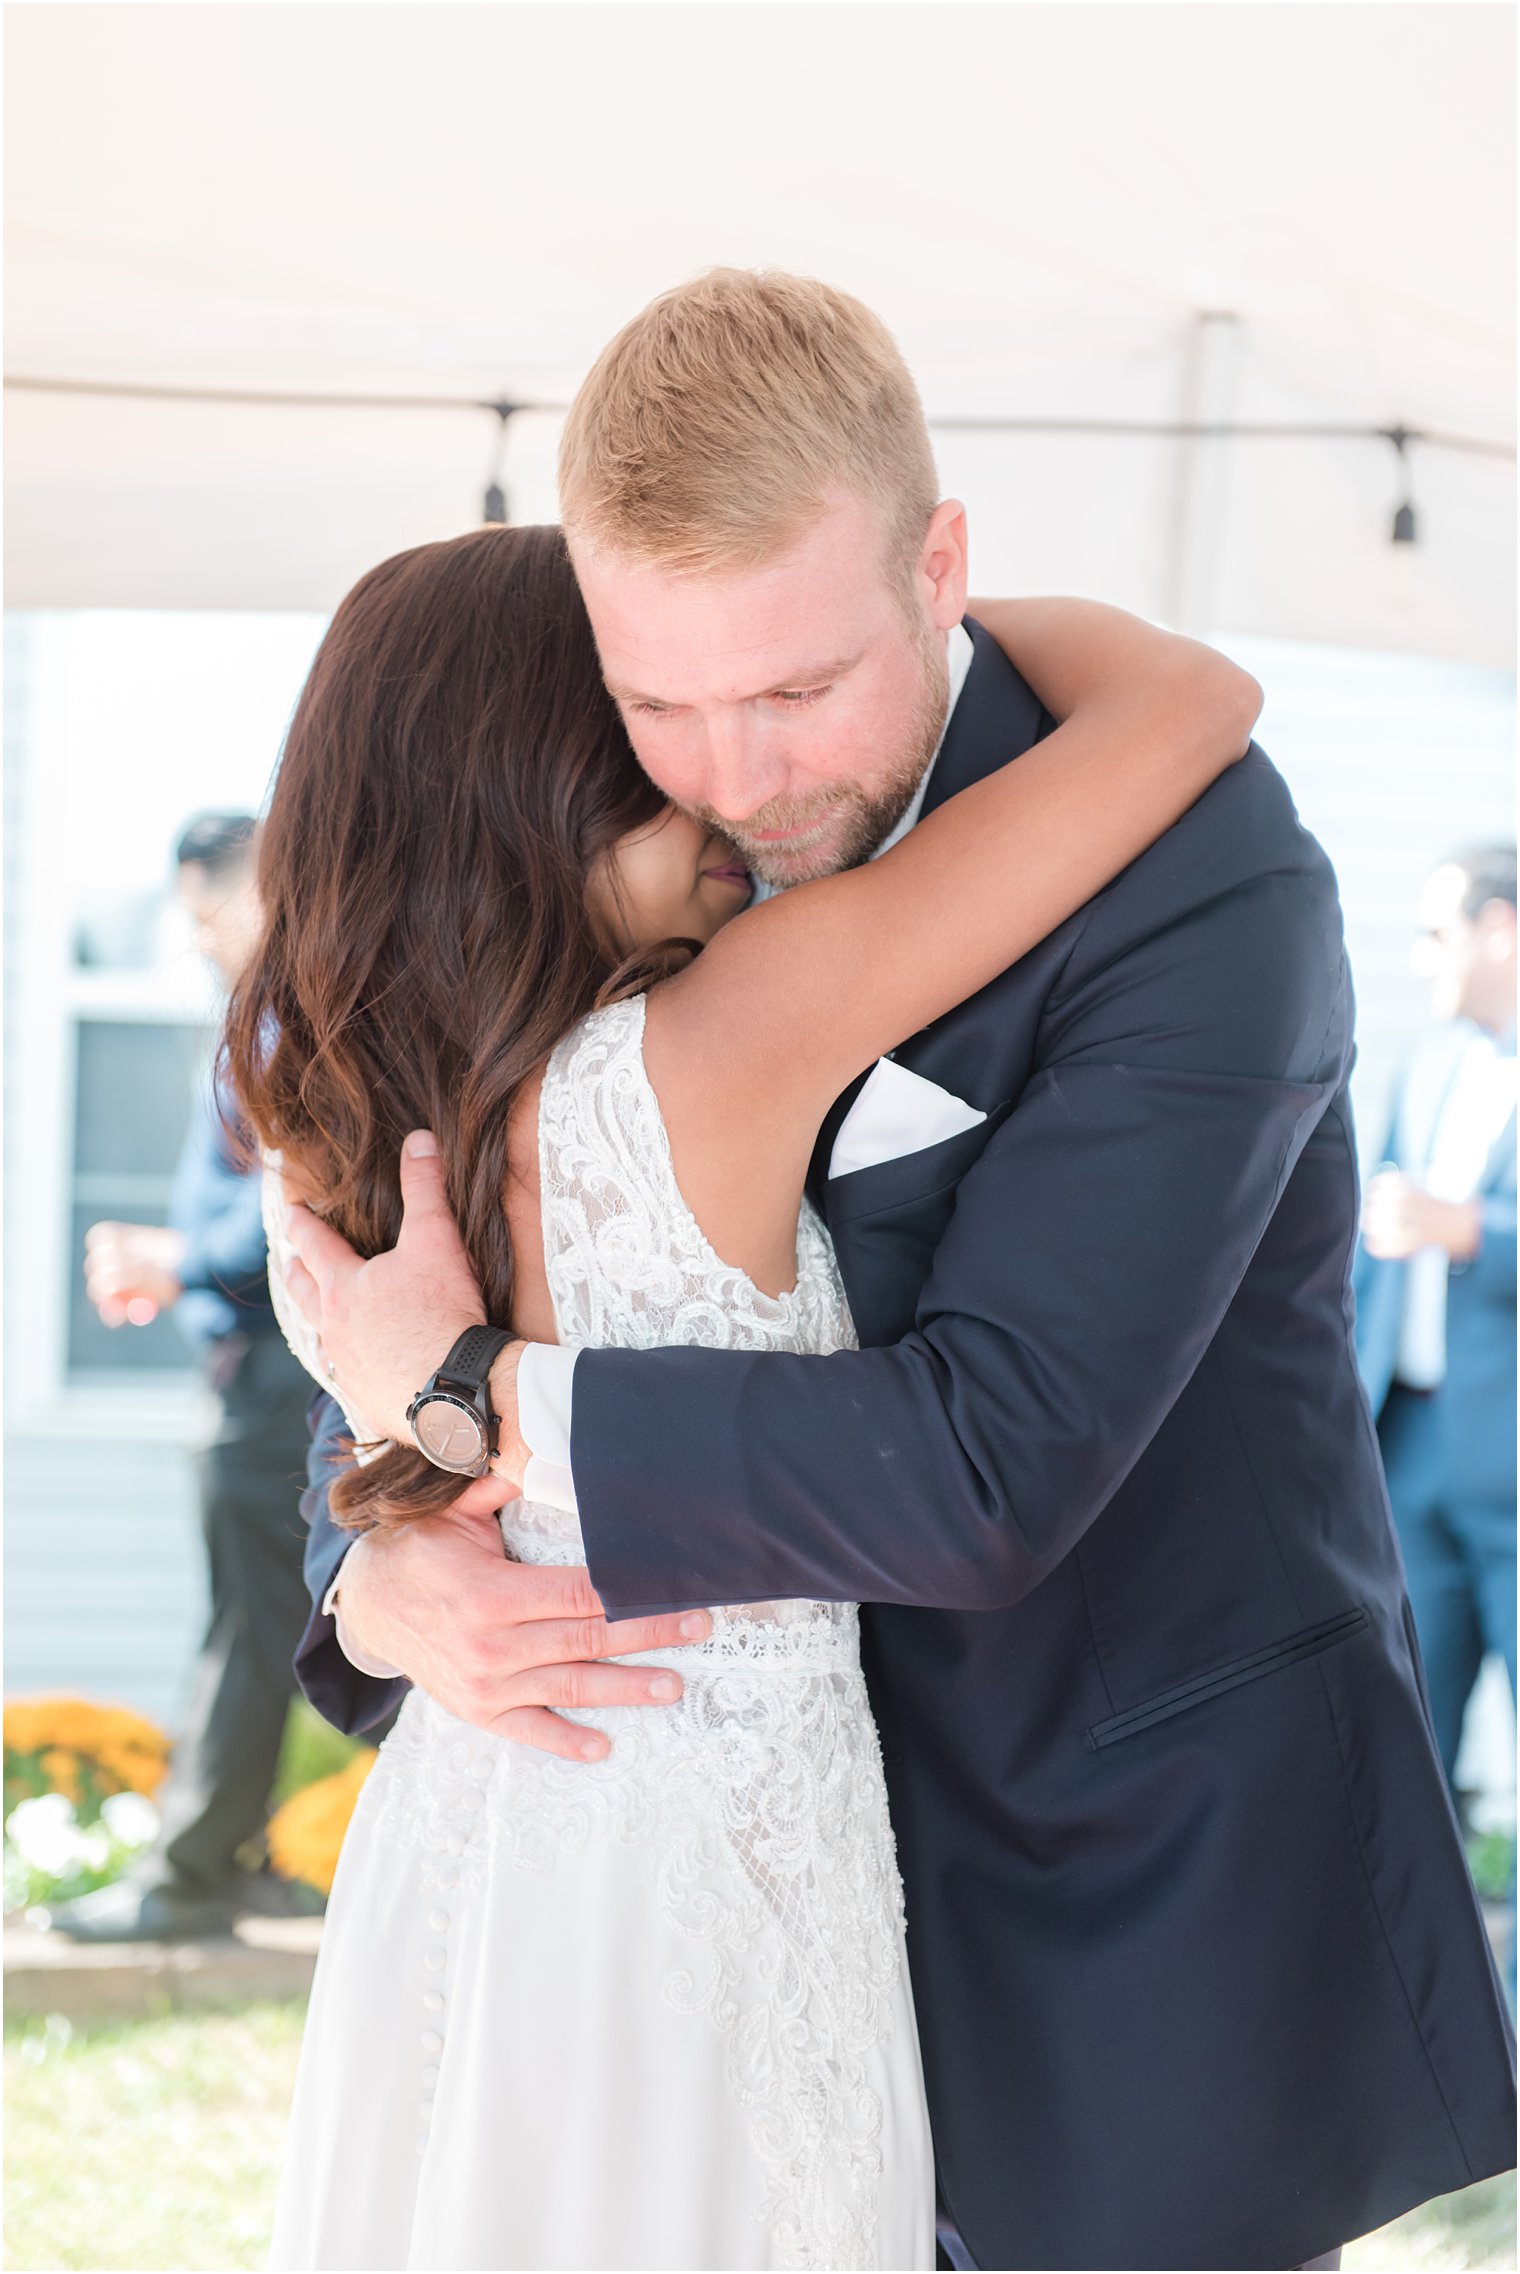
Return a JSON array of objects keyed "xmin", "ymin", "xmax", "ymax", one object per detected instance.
[
  {"xmin": 806, "ymin": 1066, "xmax": 875, "ymax": 1216},
  {"xmin": 920, "ymin": 616, "xmax": 1057, "ymax": 818},
  {"xmin": 804, "ymin": 619, "xmax": 1055, "ymax": 1197}
]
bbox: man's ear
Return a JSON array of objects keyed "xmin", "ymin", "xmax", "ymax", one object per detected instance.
[{"xmin": 916, "ymin": 500, "xmax": 969, "ymax": 632}]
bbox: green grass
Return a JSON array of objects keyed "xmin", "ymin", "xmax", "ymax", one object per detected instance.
[
  {"xmin": 1464, "ymin": 1829, "xmax": 1517, "ymax": 1908},
  {"xmin": 1347, "ymin": 2174, "xmax": 1517, "ymax": 2270},
  {"xmin": 269, "ymin": 1697, "xmax": 371, "ymax": 1809},
  {"xmin": 5, "ymin": 2003, "xmax": 305, "ymax": 2271},
  {"xmin": 4, "ymin": 1999, "xmax": 1515, "ymax": 2271}
]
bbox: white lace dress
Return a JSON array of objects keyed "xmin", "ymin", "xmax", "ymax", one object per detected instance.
[{"xmin": 267, "ymin": 995, "xmax": 935, "ymax": 2272}]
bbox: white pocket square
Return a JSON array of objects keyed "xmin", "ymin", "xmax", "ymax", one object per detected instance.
[{"xmin": 829, "ymin": 1058, "xmax": 987, "ymax": 1179}]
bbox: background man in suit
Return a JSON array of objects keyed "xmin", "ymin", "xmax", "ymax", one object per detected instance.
[
  {"xmin": 281, "ymin": 274, "xmax": 1514, "ymax": 2270},
  {"xmin": 1355, "ymin": 847, "xmax": 1517, "ymax": 1796},
  {"xmin": 43, "ymin": 815, "xmax": 318, "ymax": 1942}
]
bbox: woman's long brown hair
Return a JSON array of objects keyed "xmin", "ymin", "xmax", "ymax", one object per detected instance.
[{"xmin": 224, "ymin": 525, "xmax": 674, "ymax": 1530}]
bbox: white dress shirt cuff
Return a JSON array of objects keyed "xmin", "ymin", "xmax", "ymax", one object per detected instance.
[
  {"xmin": 321, "ymin": 1568, "xmax": 405, "ymax": 1682},
  {"xmin": 517, "ymin": 1344, "xmax": 582, "ymax": 1516}
]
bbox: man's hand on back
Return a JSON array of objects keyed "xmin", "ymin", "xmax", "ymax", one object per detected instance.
[
  {"xmin": 284, "ymin": 1129, "xmax": 524, "ymax": 1465},
  {"xmin": 286, "ymin": 1130, "xmax": 710, "ymax": 1756},
  {"xmin": 336, "ymin": 1506, "xmax": 712, "ymax": 1762}
]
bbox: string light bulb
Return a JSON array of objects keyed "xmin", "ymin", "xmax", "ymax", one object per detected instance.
[
  {"xmin": 482, "ymin": 400, "xmax": 517, "ymax": 525},
  {"xmin": 1388, "ymin": 426, "xmax": 1419, "ymax": 548},
  {"xmin": 1387, "ymin": 426, "xmax": 1419, "ymax": 604}
]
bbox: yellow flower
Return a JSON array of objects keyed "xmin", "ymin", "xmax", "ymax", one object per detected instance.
[
  {"xmin": 91, "ymin": 1746, "xmax": 167, "ymax": 1797},
  {"xmin": 37, "ymin": 1748, "xmax": 81, "ymax": 1802},
  {"xmin": 5, "ymin": 1695, "xmax": 171, "ymax": 1796},
  {"xmin": 266, "ymin": 1752, "xmax": 377, "ymax": 1895},
  {"xmin": 4, "ymin": 1704, "xmax": 46, "ymax": 1756}
]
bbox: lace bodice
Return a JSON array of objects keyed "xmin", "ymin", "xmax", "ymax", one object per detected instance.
[
  {"xmin": 537, "ymin": 992, "xmax": 850, "ymax": 1361},
  {"xmin": 508, "ymin": 993, "xmax": 858, "ymax": 1658}
]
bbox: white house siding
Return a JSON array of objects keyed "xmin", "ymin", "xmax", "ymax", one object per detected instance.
[
  {"xmin": 4, "ymin": 1436, "xmax": 207, "ymax": 1726},
  {"xmin": 2, "ymin": 614, "xmax": 1514, "ymax": 1735},
  {"xmin": 4, "ymin": 612, "xmax": 207, "ymax": 1727},
  {"xmin": 2, "ymin": 609, "xmax": 308, "ymax": 1732}
]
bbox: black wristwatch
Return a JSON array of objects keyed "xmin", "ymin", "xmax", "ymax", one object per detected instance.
[{"xmin": 406, "ymin": 1325, "xmax": 514, "ymax": 1477}]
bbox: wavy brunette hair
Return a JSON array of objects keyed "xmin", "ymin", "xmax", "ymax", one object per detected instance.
[{"xmin": 224, "ymin": 524, "xmax": 676, "ymax": 1530}]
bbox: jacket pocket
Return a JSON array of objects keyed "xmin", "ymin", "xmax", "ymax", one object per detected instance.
[
  {"xmin": 825, "ymin": 1100, "xmax": 1011, "ymax": 1227},
  {"xmin": 1084, "ymin": 1607, "xmax": 1369, "ymax": 1752}
]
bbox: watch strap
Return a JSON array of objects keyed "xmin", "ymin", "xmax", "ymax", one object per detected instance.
[{"xmin": 434, "ymin": 1324, "xmax": 513, "ymax": 1394}]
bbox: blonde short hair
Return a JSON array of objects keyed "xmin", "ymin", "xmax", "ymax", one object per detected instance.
[{"xmin": 558, "ymin": 268, "xmax": 940, "ymax": 580}]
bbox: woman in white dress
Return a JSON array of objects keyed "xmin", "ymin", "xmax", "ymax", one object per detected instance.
[{"xmin": 225, "ymin": 525, "xmax": 1259, "ymax": 2272}]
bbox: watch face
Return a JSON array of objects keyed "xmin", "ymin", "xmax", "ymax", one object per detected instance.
[{"xmin": 412, "ymin": 1394, "xmax": 487, "ymax": 1474}]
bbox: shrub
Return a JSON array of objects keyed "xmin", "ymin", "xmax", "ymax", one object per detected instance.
[{"xmin": 264, "ymin": 1751, "xmax": 377, "ymax": 1895}]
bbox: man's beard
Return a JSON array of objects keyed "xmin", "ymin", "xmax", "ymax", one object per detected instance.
[{"xmin": 691, "ymin": 631, "xmax": 951, "ymax": 889}]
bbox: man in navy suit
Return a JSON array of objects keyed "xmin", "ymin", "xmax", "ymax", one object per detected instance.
[
  {"xmin": 1354, "ymin": 848, "xmax": 1516, "ymax": 1796},
  {"xmin": 280, "ymin": 274, "xmax": 1514, "ymax": 2270}
]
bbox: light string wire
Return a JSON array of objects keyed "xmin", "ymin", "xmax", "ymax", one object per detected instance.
[{"xmin": 6, "ymin": 375, "xmax": 1512, "ymax": 539}]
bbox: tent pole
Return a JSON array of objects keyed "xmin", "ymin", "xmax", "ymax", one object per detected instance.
[{"xmin": 1166, "ymin": 311, "xmax": 1240, "ymax": 635}]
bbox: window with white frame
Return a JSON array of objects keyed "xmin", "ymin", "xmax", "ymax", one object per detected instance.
[{"xmin": 4, "ymin": 609, "xmax": 326, "ymax": 1416}]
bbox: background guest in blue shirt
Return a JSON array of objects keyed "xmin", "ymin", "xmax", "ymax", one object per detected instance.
[
  {"xmin": 43, "ymin": 814, "xmax": 320, "ymax": 1941},
  {"xmin": 1354, "ymin": 845, "xmax": 1516, "ymax": 1852}
]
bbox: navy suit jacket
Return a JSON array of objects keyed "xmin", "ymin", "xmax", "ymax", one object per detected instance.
[
  {"xmin": 1354, "ymin": 1027, "xmax": 1518, "ymax": 1507},
  {"xmin": 299, "ymin": 625, "xmax": 1514, "ymax": 2270}
]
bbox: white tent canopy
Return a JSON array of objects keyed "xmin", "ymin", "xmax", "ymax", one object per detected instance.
[{"xmin": 5, "ymin": 2, "xmax": 1514, "ymax": 662}]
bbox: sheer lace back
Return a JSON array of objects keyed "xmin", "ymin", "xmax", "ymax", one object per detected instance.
[
  {"xmin": 539, "ymin": 992, "xmax": 853, "ymax": 1357},
  {"xmin": 536, "ymin": 992, "xmax": 850, "ymax": 1360},
  {"xmin": 512, "ymin": 994, "xmax": 859, "ymax": 1662}
]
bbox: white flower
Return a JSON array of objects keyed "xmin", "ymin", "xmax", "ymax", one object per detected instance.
[
  {"xmin": 100, "ymin": 1790, "xmax": 160, "ymax": 1849},
  {"xmin": 76, "ymin": 1822, "xmax": 113, "ymax": 1871},
  {"xmin": 6, "ymin": 1792, "xmax": 83, "ymax": 1876}
]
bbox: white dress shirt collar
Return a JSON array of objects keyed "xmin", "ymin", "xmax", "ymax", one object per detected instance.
[{"xmin": 872, "ymin": 618, "xmax": 976, "ymax": 860}]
